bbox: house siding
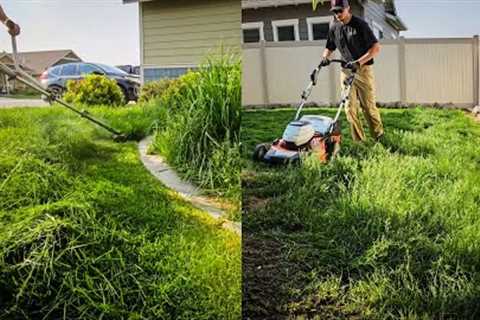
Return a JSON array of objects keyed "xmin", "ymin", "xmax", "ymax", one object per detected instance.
[
  {"xmin": 363, "ymin": 0, "xmax": 398, "ymax": 39},
  {"xmin": 141, "ymin": 0, "xmax": 241, "ymax": 67},
  {"xmin": 242, "ymin": 3, "xmax": 364, "ymax": 42}
]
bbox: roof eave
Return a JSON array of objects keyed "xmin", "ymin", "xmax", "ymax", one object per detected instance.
[
  {"xmin": 385, "ymin": 13, "xmax": 407, "ymax": 31},
  {"xmin": 242, "ymin": 0, "xmax": 320, "ymax": 9},
  {"xmin": 122, "ymin": 0, "xmax": 153, "ymax": 3}
]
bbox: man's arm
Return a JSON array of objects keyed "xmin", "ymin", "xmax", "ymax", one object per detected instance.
[
  {"xmin": 322, "ymin": 48, "xmax": 334, "ymax": 60},
  {"xmin": 0, "ymin": 5, "xmax": 8, "ymax": 23},
  {"xmin": 356, "ymin": 42, "xmax": 381, "ymax": 66},
  {"xmin": 0, "ymin": 5, "xmax": 20, "ymax": 36}
]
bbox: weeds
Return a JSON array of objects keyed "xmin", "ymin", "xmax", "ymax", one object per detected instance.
[
  {"xmin": 0, "ymin": 106, "xmax": 240, "ymax": 319},
  {"xmin": 242, "ymin": 107, "xmax": 480, "ymax": 319},
  {"xmin": 152, "ymin": 52, "xmax": 241, "ymax": 220}
]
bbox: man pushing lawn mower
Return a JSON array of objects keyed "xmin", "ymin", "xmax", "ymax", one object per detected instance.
[
  {"xmin": 253, "ymin": 0, "xmax": 384, "ymax": 164},
  {"xmin": 323, "ymin": 0, "xmax": 384, "ymax": 142}
]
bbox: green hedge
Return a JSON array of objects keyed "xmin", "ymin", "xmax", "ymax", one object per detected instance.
[{"xmin": 63, "ymin": 74, "xmax": 125, "ymax": 107}]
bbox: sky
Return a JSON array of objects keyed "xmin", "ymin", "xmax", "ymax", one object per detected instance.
[
  {"xmin": 0, "ymin": 0, "xmax": 479, "ymax": 67},
  {"xmin": 395, "ymin": 0, "xmax": 480, "ymax": 38},
  {"xmin": 0, "ymin": 0, "xmax": 139, "ymax": 66}
]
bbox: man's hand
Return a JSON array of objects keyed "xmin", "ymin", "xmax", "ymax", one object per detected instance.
[
  {"xmin": 319, "ymin": 57, "xmax": 330, "ymax": 67},
  {"xmin": 5, "ymin": 19, "xmax": 20, "ymax": 36},
  {"xmin": 344, "ymin": 60, "xmax": 360, "ymax": 72}
]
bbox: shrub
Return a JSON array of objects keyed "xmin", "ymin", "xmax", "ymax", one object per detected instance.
[
  {"xmin": 138, "ymin": 79, "xmax": 176, "ymax": 104},
  {"xmin": 63, "ymin": 74, "xmax": 125, "ymax": 107},
  {"xmin": 153, "ymin": 52, "xmax": 241, "ymax": 202}
]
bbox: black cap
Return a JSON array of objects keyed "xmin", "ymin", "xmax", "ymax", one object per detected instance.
[{"xmin": 330, "ymin": 0, "xmax": 349, "ymax": 11}]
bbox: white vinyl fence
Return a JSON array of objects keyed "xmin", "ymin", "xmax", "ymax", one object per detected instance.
[{"xmin": 242, "ymin": 36, "xmax": 480, "ymax": 109}]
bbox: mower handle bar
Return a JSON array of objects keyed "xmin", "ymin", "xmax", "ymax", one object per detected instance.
[
  {"xmin": 310, "ymin": 59, "xmax": 354, "ymax": 86},
  {"xmin": 295, "ymin": 59, "xmax": 356, "ymax": 121}
]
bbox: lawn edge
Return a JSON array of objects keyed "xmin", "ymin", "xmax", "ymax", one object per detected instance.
[{"xmin": 138, "ymin": 136, "xmax": 241, "ymax": 235}]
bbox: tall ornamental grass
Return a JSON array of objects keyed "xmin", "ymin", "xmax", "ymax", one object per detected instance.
[{"xmin": 152, "ymin": 53, "xmax": 241, "ymax": 203}]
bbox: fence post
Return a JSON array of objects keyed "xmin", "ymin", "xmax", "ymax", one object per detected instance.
[
  {"xmin": 259, "ymin": 40, "xmax": 270, "ymax": 105},
  {"xmin": 473, "ymin": 35, "xmax": 479, "ymax": 107},
  {"xmin": 398, "ymin": 36, "xmax": 407, "ymax": 105}
]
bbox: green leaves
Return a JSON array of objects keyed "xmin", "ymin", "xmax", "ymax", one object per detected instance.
[
  {"xmin": 312, "ymin": 0, "xmax": 327, "ymax": 10},
  {"xmin": 64, "ymin": 74, "xmax": 125, "ymax": 107},
  {"xmin": 153, "ymin": 51, "xmax": 241, "ymax": 208}
]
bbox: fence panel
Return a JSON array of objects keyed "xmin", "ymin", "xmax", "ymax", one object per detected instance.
[{"xmin": 242, "ymin": 37, "xmax": 479, "ymax": 109}]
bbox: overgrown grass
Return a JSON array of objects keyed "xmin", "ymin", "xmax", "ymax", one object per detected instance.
[
  {"xmin": 151, "ymin": 53, "xmax": 241, "ymax": 220},
  {"xmin": 242, "ymin": 107, "xmax": 480, "ymax": 319},
  {"xmin": 0, "ymin": 106, "xmax": 240, "ymax": 319}
]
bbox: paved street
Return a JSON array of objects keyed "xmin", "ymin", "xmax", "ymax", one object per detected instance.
[{"xmin": 0, "ymin": 97, "xmax": 49, "ymax": 108}]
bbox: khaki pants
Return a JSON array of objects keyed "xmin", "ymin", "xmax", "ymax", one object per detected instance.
[{"xmin": 341, "ymin": 65, "xmax": 384, "ymax": 142}]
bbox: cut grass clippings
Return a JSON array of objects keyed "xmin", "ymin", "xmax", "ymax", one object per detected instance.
[
  {"xmin": 242, "ymin": 107, "xmax": 480, "ymax": 319},
  {"xmin": 0, "ymin": 106, "xmax": 240, "ymax": 319}
]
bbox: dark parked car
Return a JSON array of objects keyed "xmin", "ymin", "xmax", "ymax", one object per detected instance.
[{"xmin": 40, "ymin": 62, "xmax": 140, "ymax": 102}]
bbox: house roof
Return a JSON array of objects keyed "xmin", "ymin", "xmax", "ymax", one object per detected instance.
[
  {"xmin": 123, "ymin": 0, "xmax": 406, "ymax": 32},
  {"xmin": 2, "ymin": 50, "xmax": 82, "ymax": 75},
  {"xmin": 383, "ymin": 0, "xmax": 407, "ymax": 31},
  {"xmin": 122, "ymin": 0, "xmax": 152, "ymax": 3},
  {"xmin": 242, "ymin": 0, "xmax": 313, "ymax": 8},
  {"xmin": 243, "ymin": 0, "xmax": 407, "ymax": 31},
  {"xmin": 0, "ymin": 51, "xmax": 35, "ymax": 73}
]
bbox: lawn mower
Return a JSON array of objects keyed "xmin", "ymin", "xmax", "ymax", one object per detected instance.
[
  {"xmin": 0, "ymin": 35, "xmax": 129, "ymax": 142},
  {"xmin": 252, "ymin": 59, "xmax": 356, "ymax": 164}
]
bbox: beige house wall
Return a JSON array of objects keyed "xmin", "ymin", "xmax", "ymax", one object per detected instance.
[{"xmin": 142, "ymin": 0, "xmax": 241, "ymax": 67}]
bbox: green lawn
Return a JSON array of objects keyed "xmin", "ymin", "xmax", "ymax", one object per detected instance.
[
  {"xmin": 0, "ymin": 106, "xmax": 240, "ymax": 319},
  {"xmin": 242, "ymin": 107, "xmax": 480, "ymax": 319}
]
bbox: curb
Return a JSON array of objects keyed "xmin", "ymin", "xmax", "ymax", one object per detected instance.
[{"xmin": 138, "ymin": 136, "xmax": 241, "ymax": 235}]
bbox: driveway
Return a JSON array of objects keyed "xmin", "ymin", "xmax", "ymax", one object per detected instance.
[{"xmin": 0, "ymin": 97, "xmax": 49, "ymax": 108}]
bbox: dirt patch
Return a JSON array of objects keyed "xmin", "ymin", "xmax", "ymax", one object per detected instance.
[
  {"xmin": 242, "ymin": 196, "xmax": 271, "ymax": 212},
  {"xmin": 243, "ymin": 234, "xmax": 290, "ymax": 319}
]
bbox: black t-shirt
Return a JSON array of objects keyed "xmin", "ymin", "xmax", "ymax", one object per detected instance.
[{"xmin": 326, "ymin": 15, "xmax": 378, "ymax": 65}]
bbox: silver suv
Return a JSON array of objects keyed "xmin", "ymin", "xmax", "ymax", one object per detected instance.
[{"xmin": 40, "ymin": 62, "xmax": 140, "ymax": 102}]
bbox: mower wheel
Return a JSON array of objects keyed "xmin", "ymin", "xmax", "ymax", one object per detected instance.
[
  {"xmin": 46, "ymin": 85, "xmax": 64, "ymax": 104},
  {"xmin": 253, "ymin": 143, "xmax": 270, "ymax": 161}
]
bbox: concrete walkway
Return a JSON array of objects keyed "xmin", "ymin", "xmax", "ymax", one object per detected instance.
[
  {"xmin": 138, "ymin": 136, "xmax": 241, "ymax": 235},
  {"xmin": 0, "ymin": 97, "xmax": 49, "ymax": 108}
]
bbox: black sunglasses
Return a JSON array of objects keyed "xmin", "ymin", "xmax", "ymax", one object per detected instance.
[{"xmin": 332, "ymin": 8, "xmax": 344, "ymax": 14}]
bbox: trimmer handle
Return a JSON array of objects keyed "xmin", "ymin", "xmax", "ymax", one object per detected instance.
[{"xmin": 11, "ymin": 35, "xmax": 19, "ymax": 70}]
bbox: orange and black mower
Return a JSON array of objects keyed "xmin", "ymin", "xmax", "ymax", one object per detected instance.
[{"xmin": 253, "ymin": 59, "xmax": 356, "ymax": 164}]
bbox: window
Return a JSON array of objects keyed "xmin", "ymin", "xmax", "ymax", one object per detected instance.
[
  {"xmin": 307, "ymin": 17, "xmax": 331, "ymax": 41},
  {"xmin": 79, "ymin": 64, "xmax": 103, "ymax": 75},
  {"xmin": 96, "ymin": 63, "xmax": 128, "ymax": 76},
  {"xmin": 60, "ymin": 64, "xmax": 78, "ymax": 76},
  {"xmin": 49, "ymin": 65, "xmax": 62, "ymax": 76},
  {"xmin": 242, "ymin": 22, "xmax": 264, "ymax": 43},
  {"xmin": 272, "ymin": 19, "xmax": 299, "ymax": 42},
  {"xmin": 144, "ymin": 67, "xmax": 193, "ymax": 82}
]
